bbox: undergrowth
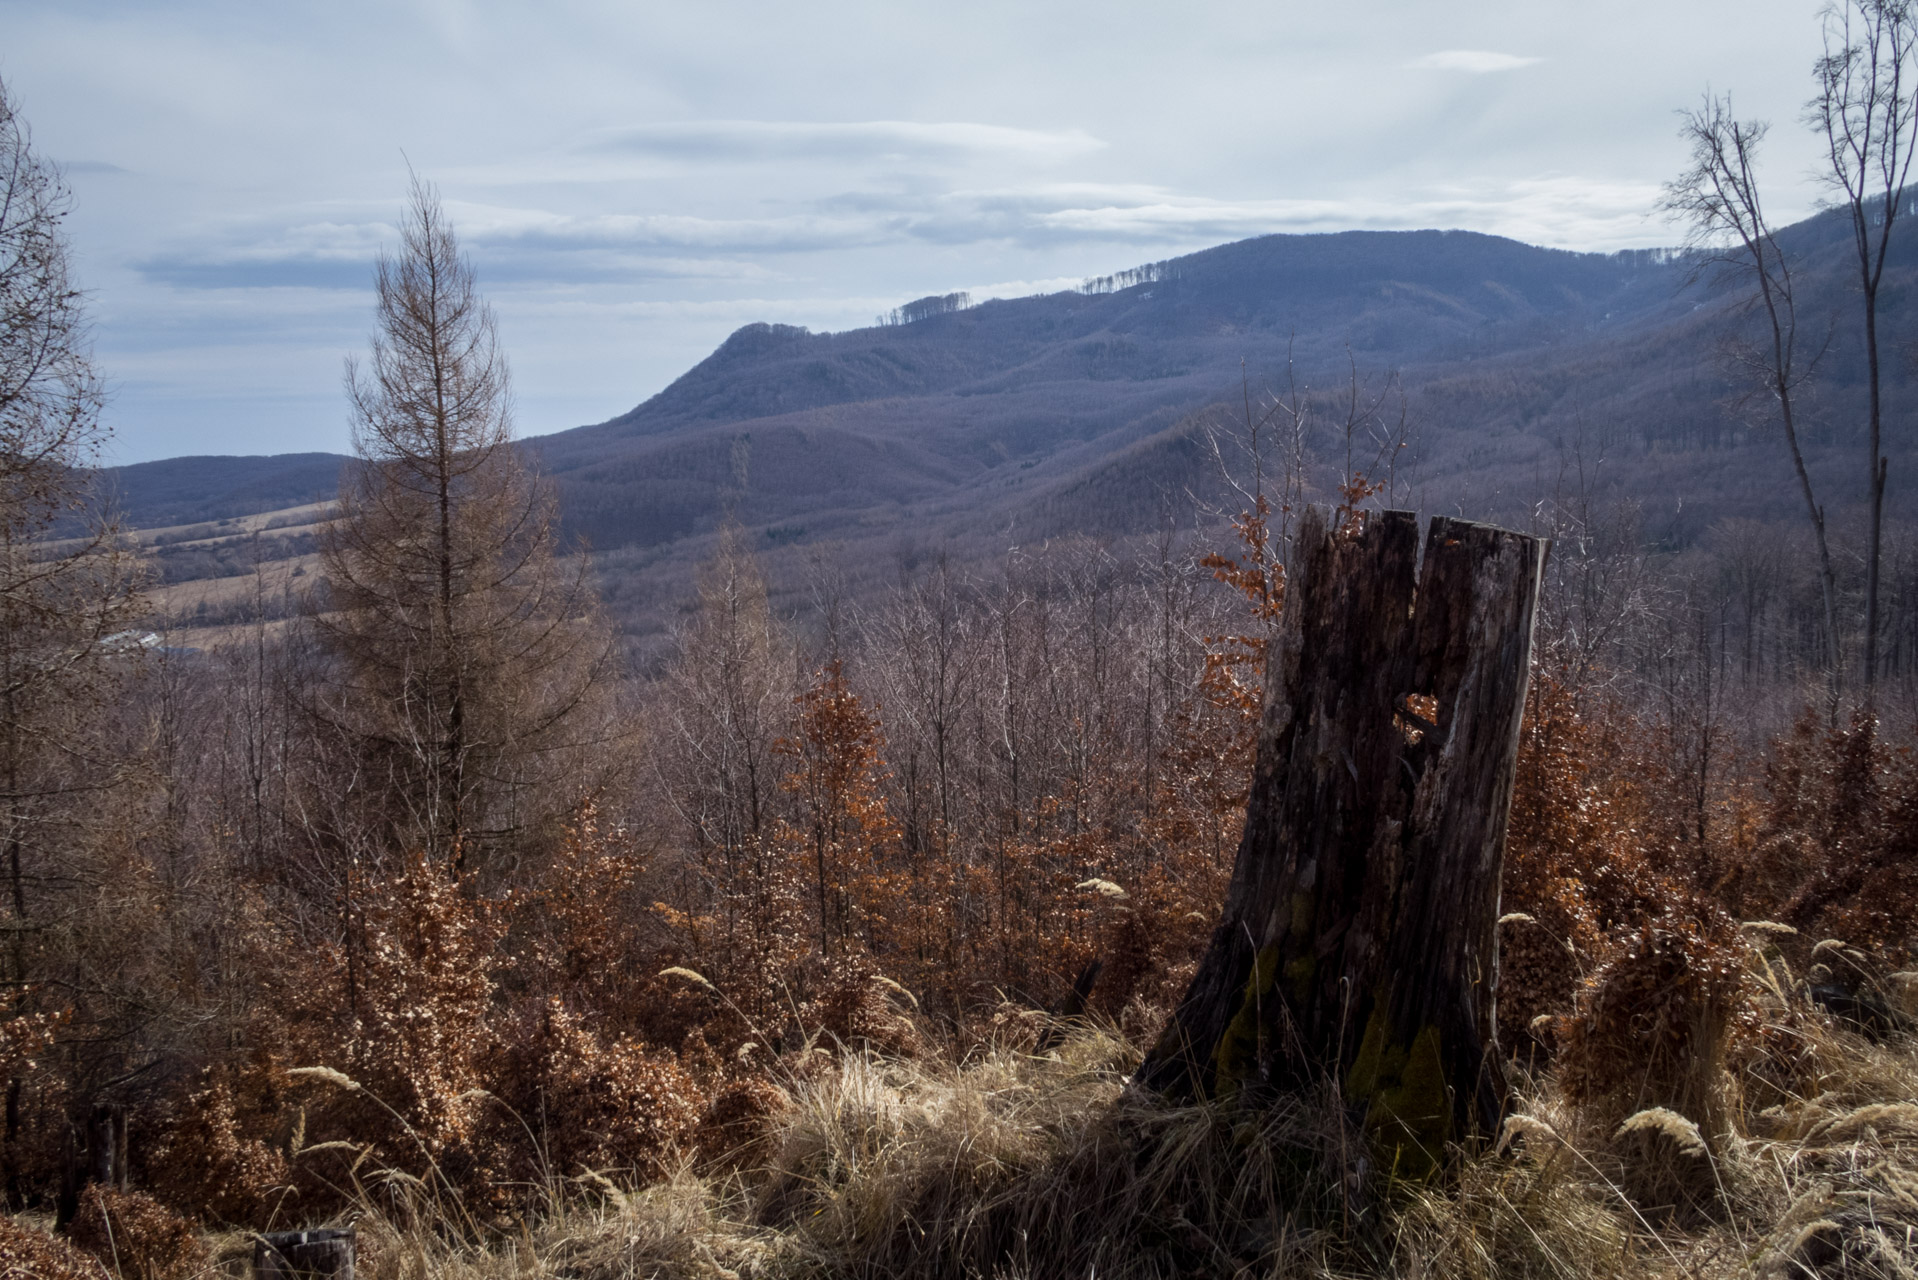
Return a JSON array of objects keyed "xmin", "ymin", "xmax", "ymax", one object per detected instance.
[
  {"xmin": 33, "ymin": 964, "xmax": 1903, "ymax": 1280},
  {"xmin": 6, "ymin": 584, "xmax": 1916, "ymax": 1278}
]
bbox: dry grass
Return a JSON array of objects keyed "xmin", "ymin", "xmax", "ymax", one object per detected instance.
[{"xmin": 123, "ymin": 993, "xmax": 1918, "ymax": 1280}]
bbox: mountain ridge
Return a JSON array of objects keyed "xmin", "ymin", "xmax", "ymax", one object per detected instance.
[{"xmin": 100, "ymin": 213, "xmax": 1914, "ymax": 600}]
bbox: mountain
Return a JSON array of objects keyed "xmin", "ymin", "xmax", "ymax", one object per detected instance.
[
  {"xmin": 532, "ymin": 230, "xmax": 1688, "ymax": 551},
  {"xmin": 97, "ymin": 452, "xmax": 347, "ymax": 530},
  {"xmin": 102, "ymin": 212, "xmax": 1918, "ymax": 639},
  {"xmin": 530, "ymin": 211, "xmax": 1908, "ymax": 561}
]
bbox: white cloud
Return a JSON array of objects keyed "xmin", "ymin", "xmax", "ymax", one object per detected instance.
[
  {"xmin": 584, "ymin": 120, "xmax": 1107, "ymax": 165},
  {"xmin": 1407, "ymin": 50, "xmax": 1542, "ymax": 73},
  {"xmin": 129, "ymin": 169, "xmax": 1677, "ymax": 304},
  {"xmin": 959, "ymin": 275, "xmax": 1085, "ymax": 302},
  {"xmin": 6, "ymin": 0, "xmax": 1830, "ymax": 460},
  {"xmin": 451, "ymin": 205, "xmax": 890, "ymax": 252},
  {"xmin": 1021, "ymin": 176, "xmax": 1666, "ymax": 249},
  {"xmin": 499, "ymin": 295, "xmax": 899, "ymax": 322}
]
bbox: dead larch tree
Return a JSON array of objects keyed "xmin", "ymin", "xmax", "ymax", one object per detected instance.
[{"xmin": 308, "ymin": 177, "xmax": 617, "ymax": 876}]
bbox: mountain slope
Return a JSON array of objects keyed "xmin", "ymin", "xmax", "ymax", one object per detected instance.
[
  {"xmin": 526, "ymin": 228, "xmax": 1716, "ymax": 553},
  {"xmin": 97, "ymin": 452, "xmax": 347, "ymax": 530},
  {"xmin": 102, "ymin": 212, "xmax": 1918, "ymax": 640}
]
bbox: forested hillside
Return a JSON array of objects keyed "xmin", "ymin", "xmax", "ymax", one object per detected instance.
[
  {"xmin": 540, "ymin": 208, "xmax": 1907, "ymax": 556},
  {"xmin": 107, "ymin": 205, "xmax": 1918, "ymax": 688}
]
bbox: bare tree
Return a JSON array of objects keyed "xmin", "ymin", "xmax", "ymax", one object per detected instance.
[
  {"xmin": 0, "ymin": 75, "xmax": 147, "ymax": 1205},
  {"xmin": 647, "ymin": 526, "xmax": 801, "ymax": 1015},
  {"xmin": 1810, "ymin": 0, "xmax": 1918, "ymax": 697},
  {"xmin": 1705, "ymin": 516, "xmax": 1790, "ymax": 683},
  {"xmin": 653, "ymin": 525, "xmax": 790, "ymax": 882},
  {"xmin": 0, "ymin": 77, "xmax": 147, "ymax": 959},
  {"xmin": 1663, "ymin": 95, "xmax": 1843, "ymax": 702},
  {"xmin": 309, "ymin": 176, "xmax": 618, "ymax": 875}
]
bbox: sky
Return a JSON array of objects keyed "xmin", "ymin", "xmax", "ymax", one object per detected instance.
[{"xmin": 6, "ymin": 0, "xmax": 1839, "ymax": 463}]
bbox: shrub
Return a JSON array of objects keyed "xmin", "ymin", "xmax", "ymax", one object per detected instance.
[
  {"xmin": 486, "ymin": 997, "xmax": 704, "ymax": 1186},
  {"xmin": 806, "ymin": 957, "xmax": 922, "ymax": 1059},
  {"xmin": 1764, "ymin": 711, "xmax": 1918, "ymax": 958},
  {"xmin": 1554, "ymin": 910, "xmax": 1754, "ymax": 1225},
  {"xmin": 1557, "ymin": 916, "xmax": 1749, "ymax": 1131},
  {"xmin": 1500, "ymin": 674, "xmax": 1673, "ymax": 1055},
  {"xmin": 0, "ymin": 1215, "xmax": 106, "ymax": 1280},
  {"xmin": 696, "ymin": 1076, "xmax": 791, "ymax": 1171},
  {"xmin": 256, "ymin": 853, "xmax": 501, "ymax": 1203},
  {"xmin": 67, "ymin": 1187, "xmax": 207, "ymax": 1280},
  {"xmin": 141, "ymin": 1074, "xmax": 291, "ymax": 1227}
]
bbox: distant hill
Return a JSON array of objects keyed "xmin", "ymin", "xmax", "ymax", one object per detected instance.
[
  {"xmin": 97, "ymin": 452, "xmax": 347, "ymax": 530},
  {"xmin": 101, "ymin": 212, "xmax": 1918, "ymax": 639},
  {"xmin": 523, "ymin": 211, "xmax": 1909, "ymax": 560}
]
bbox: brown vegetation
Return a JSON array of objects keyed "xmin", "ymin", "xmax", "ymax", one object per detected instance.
[
  {"xmin": 4, "ymin": 72, "xmax": 1918, "ymax": 1280},
  {"xmin": 4, "ymin": 483, "xmax": 1911, "ymax": 1277}
]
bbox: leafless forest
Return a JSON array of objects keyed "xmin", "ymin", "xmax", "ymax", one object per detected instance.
[{"xmin": 6, "ymin": 26, "xmax": 1918, "ymax": 1280}]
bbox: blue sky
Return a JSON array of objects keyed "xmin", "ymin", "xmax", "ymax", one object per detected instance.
[{"xmin": 8, "ymin": 0, "xmax": 1831, "ymax": 462}]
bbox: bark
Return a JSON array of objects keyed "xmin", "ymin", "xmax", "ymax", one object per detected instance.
[{"xmin": 1140, "ymin": 509, "xmax": 1545, "ymax": 1174}]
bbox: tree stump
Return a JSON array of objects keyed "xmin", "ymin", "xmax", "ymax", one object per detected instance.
[
  {"xmin": 1139, "ymin": 508, "xmax": 1545, "ymax": 1174},
  {"xmin": 255, "ymin": 1227, "xmax": 355, "ymax": 1280}
]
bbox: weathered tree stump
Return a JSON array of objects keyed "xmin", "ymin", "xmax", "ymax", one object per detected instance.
[
  {"xmin": 255, "ymin": 1227, "xmax": 356, "ymax": 1280},
  {"xmin": 1139, "ymin": 508, "xmax": 1545, "ymax": 1174}
]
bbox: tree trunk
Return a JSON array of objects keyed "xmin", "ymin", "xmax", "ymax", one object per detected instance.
[
  {"xmin": 1139, "ymin": 509, "xmax": 1545, "ymax": 1175},
  {"xmin": 56, "ymin": 1103, "xmax": 127, "ymax": 1227}
]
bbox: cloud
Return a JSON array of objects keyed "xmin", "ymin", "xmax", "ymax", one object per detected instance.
[
  {"xmin": 583, "ymin": 120, "xmax": 1106, "ymax": 165},
  {"xmin": 450, "ymin": 204, "xmax": 891, "ymax": 253},
  {"xmin": 1406, "ymin": 50, "xmax": 1542, "ymax": 73},
  {"xmin": 938, "ymin": 176, "xmax": 1666, "ymax": 250},
  {"xmin": 136, "ymin": 168, "xmax": 1671, "ymax": 298},
  {"xmin": 499, "ymin": 295, "xmax": 901, "ymax": 323},
  {"xmin": 134, "ymin": 216, "xmax": 392, "ymax": 289},
  {"xmin": 959, "ymin": 275, "xmax": 1086, "ymax": 303},
  {"xmin": 135, "ymin": 259, "xmax": 368, "ymax": 290},
  {"xmin": 132, "ymin": 202, "xmax": 883, "ymax": 290}
]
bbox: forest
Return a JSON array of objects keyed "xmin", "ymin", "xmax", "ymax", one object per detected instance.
[{"xmin": 5, "ymin": 22, "xmax": 1918, "ymax": 1280}]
